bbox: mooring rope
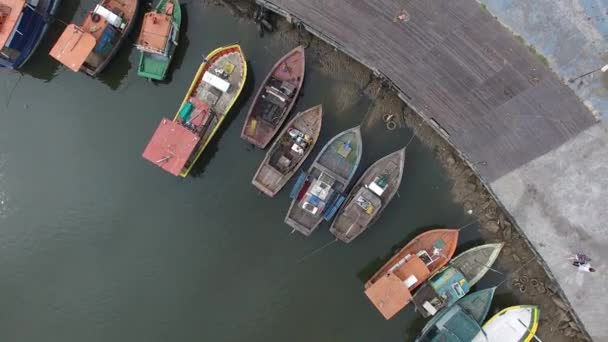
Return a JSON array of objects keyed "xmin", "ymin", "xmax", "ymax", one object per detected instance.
[{"xmin": 295, "ymin": 238, "xmax": 338, "ymax": 264}]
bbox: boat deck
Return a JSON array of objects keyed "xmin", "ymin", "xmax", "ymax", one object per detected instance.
[
  {"xmin": 450, "ymin": 243, "xmax": 503, "ymax": 286},
  {"xmin": 317, "ymin": 130, "xmax": 360, "ymax": 181},
  {"xmin": 196, "ymin": 51, "xmax": 244, "ymax": 116},
  {"xmin": 331, "ymin": 150, "xmax": 404, "ymax": 241},
  {"xmin": 253, "ymin": 106, "xmax": 322, "ymax": 195},
  {"xmin": 242, "ymin": 46, "xmax": 305, "ymax": 147},
  {"xmin": 284, "ymin": 167, "xmax": 329, "ymax": 234},
  {"xmin": 81, "ymin": 0, "xmax": 137, "ymax": 69}
]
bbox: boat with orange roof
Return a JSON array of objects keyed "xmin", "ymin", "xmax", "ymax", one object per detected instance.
[
  {"xmin": 0, "ymin": 0, "xmax": 60, "ymax": 69},
  {"xmin": 49, "ymin": 0, "xmax": 139, "ymax": 76},
  {"xmin": 135, "ymin": 0, "xmax": 181, "ymax": 80},
  {"xmin": 364, "ymin": 228, "xmax": 459, "ymax": 319},
  {"xmin": 241, "ymin": 46, "xmax": 305, "ymax": 149},
  {"xmin": 142, "ymin": 44, "xmax": 247, "ymax": 177}
]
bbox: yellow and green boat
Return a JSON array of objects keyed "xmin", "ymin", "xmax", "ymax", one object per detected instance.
[
  {"xmin": 142, "ymin": 45, "xmax": 247, "ymax": 177},
  {"xmin": 135, "ymin": 0, "xmax": 181, "ymax": 80}
]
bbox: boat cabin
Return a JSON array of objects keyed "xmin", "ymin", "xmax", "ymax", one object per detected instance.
[
  {"xmin": 414, "ymin": 267, "xmax": 470, "ymax": 317},
  {"xmin": 300, "ymin": 172, "xmax": 336, "ymax": 215},
  {"xmin": 136, "ymin": 6, "xmax": 176, "ymax": 57}
]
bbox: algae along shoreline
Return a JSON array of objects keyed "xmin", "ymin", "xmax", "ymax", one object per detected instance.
[{"xmin": 209, "ymin": 0, "xmax": 591, "ymax": 340}]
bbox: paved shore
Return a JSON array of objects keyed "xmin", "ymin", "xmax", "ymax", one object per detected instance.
[{"xmin": 257, "ymin": 0, "xmax": 607, "ymax": 339}]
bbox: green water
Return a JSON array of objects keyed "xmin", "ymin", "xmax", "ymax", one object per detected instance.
[{"xmin": 0, "ymin": 2, "xmax": 504, "ymax": 341}]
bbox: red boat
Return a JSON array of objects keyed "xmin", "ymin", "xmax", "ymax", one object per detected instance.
[
  {"xmin": 364, "ymin": 229, "xmax": 459, "ymax": 319},
  {"xmin": 241, "ymin": 46, "xmax": 305, "ymax": 149}
]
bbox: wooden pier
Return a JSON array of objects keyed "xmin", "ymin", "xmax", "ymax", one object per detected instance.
[{"xmin": 257, "ymin": 0, "xmax": 596, "ymax": 182}]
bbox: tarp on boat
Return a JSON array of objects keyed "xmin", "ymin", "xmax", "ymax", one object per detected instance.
[
  {"xmin": 49, "ymin": 24, "xmax": 96, "ymax": 72},
  {"xmin": 142, "ymin": 118, "xmax": 199, "ymax": 176},
  {"xmin": 364, "ymin": 273, "xmax": 413, "ymax": 320}
]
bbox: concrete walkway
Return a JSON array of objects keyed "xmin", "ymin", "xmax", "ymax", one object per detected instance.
[{"xmin": 258, "ymin": 0, "xmax": 607, "ymax": 339}]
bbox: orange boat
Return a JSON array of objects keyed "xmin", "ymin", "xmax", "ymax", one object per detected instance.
[
  {"xmin": 49, "ymin": 0, "xmax": 139, "ymax": 76},
  {"xmin": 364, "ymin": 229, "xmax": 459, "ymax": 319}
]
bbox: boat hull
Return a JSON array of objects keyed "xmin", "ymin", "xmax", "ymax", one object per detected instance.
[
  {"xmin": 241, "ymin": 46, "xmax": 305, "ymax": 148},
  {"xmin": 252, "ymin": 105, "xmax": 322, "ymax": 197},
  {"xmin": 284, "ymin": 126, "xmax": 362, "ymax": 235},
  {"xmin": 450, "ymin": 242, "xmax": 504, "ymax": 286}
]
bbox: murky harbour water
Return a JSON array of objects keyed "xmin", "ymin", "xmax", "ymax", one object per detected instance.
[{"xmin": 0, "ymin": 2, "xmax": 515, "ymax": 341}]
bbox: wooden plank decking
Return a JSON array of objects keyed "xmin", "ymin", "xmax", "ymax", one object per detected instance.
[{"xmin": 257, "ymin": 0, "xmax": 596, "ymax": 181}]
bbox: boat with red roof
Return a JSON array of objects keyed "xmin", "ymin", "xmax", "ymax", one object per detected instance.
[
  {"xmin": 142, "ymin": 44, "xmax": 247, "ymax": 177},
  {"xmin": 364, "ymin": 228, "xmax": 459, "ymax": 319}
]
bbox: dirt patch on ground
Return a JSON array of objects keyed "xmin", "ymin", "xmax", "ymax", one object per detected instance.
[{"xmin": 203, "ymin": 1, "xmax": 590, "ymax": 340}]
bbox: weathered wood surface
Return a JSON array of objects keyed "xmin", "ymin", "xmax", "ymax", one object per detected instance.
[{"xmin": 258, "ymin": 0, "xmax": 596, "ymax": 181}]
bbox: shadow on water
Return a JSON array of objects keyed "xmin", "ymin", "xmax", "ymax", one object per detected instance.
[
  {"xmin": 96, "ymin": 10, "xmax": 144, "ymax": 90},
  {"xmin": 162, "ymin": 4, "xmax": 190, "ymax": 83},
  {"xmin": 356, "ymin": 224, "xmax": 448, "ymax": 282},
  {"xmin": 188, "ymin": 60, "xmax": 256, "ymax": 178},
  {"xmin": 20, "ymin": 0, "xmax": 81, "ymax": 81}
]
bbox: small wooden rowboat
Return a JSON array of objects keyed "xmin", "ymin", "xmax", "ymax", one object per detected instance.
[
  {"xmin": 329, "ymin": 148, "xmax": 405, "ymax": 243},
  {"xmin": 285, "ymin": 126, "xmax": 362, "ymax": 236},
  {"xmin": 472, "ymin": 305, "xmax": 540, "ymax": 342},
  {"xmin": 241, "ymin": 46, "xmax": 305, "ymax": 148},
  {"xmin": 135, "ymin": 0, "xmax": 181, "ymax": 80},
  {"xmin": 49, "ymin": 0, "xmax": 139, "ymax": 76},
  {"xmin": 412, "ymin": 243, "xmax": 504, "ymax": 317},
  {"xmin": 416, "ymin": 287, "xmax": 496, "ymax": 342},
  {"xmin": 142, "ymin": 45, "xmax": 247, "ymax": 177},
  {"xmin": 252, "ymin": 105, "xmax": 323, "ymax": 197},
  {"xmin": 364, "ymin": 229, "xmax": 459, "ymax": 319}
]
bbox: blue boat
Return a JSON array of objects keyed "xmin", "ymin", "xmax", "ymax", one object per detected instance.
[
  {"xmin": 413, "ymin": 266, "xmax": 471, "ymax": 318},
  {"xmin": 416, "ymin": 287, "xmax": 496, "ymax": 342},
  {"xmin": 0, "ymin": 0, "xmax": 60, "ymax": 69}
]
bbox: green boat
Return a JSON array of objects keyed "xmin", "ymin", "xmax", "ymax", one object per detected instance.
[{"xmin": 135, "ymin": 0, "xmax": 181, "ymax": 80}]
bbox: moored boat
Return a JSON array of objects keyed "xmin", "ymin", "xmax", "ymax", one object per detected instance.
[
  {"xmin": 241, "ymin": 46, "xmax": 305, "ymax": 148},
  {"xmin": 329, "ymin": 148, "xmax": 405, "ymax": 243},
  {"xmin": 472, "ymin": 305, "xmax": 540, "ymax": 342},
  {"xmin": 416, "ymin": 287, "xmax": 496, "ymax": 342},
  {"xmin": 413, "ymin": 243, "xmax": 504, "ymax": 317},
  {"xmin": 252, "ymin": 105, "xmax": 322, "ymax": 197},
  {"xmin": 285, "ymin": 126, "xmax": 362, "ymax": 236},
  {"xmin": 0, "ymin": 0, "xmax": 60, "ymax": 69},
  {"xmin": 142, "ymin": 44, "xmax": 247, "ymax": 177},
  {"xmin": 49, "ymin": 0, "xmax": 139, "ymax": 76},
  {"xmin": 135, "ymin": 0, "xmax": 181, "ymax": 80},
  {"xmin": 364, "ymin": 229, "xmax": 459, "ymax": 319}
]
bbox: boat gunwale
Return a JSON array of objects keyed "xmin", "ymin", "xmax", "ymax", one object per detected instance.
[
  {"xmin": 252, "ymin": 104, "xmax": 323, "ymax": 197},
  {"xmin": 240, "ymin": 45, "xmax": 306, "ymax": 149}
]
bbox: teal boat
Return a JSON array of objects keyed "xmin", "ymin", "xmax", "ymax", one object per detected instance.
[
  {"xmin": 416, "ymin": 287, "xmax": 496, "ymax": 342},
  {"xmin": 135, "ymin": 0, "xmax": 181, "ymax": 80}
]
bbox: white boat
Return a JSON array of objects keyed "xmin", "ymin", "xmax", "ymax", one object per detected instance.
[{"xmin": 472, "ymin": 305, "xmax": 540, "ymax": 342}]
